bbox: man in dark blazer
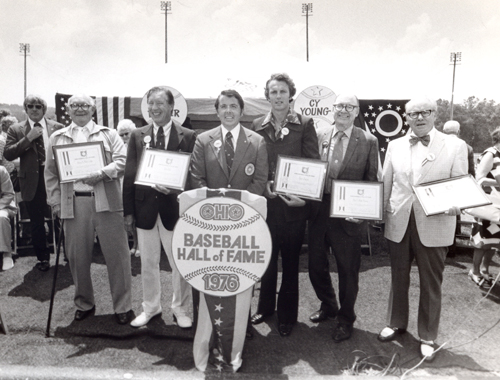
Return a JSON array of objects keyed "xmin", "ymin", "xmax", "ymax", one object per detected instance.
[
  {"xmin": 190, "ymin": 89, "xmax": 268, "ymax": 372},
  {"xmin": 250, "ymin": 73, "xmax": 320, "ymax": 337},
  {"xmin": 308, "ymin": 94, "xmax": 379, "ymax": 343},
  {"xmin": 5, "ymin": 94, "xmax": 63, "ymax": 271},
  {"xmin": 123, "ymin": 86, "xmax": 196, "ymax": 329}
]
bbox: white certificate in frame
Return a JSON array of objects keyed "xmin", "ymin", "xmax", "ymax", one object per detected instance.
[
  {"xmin": 330, "ymin": 180, "xmax": 383, "ymax": 220},
  {"xmin": 52, "ymin": 142, "xmax": 106, "ymax": 183},
  {"xmin": 274, "ymin": 155, "xmax": 328, "ymax": 201},
  {"xmin": 412, "ymin": 174, "xmax": 491, "ymax": 216},
  {"xmin": 135, "ymin": 149, "xmax": 191, "ymax": 190}
]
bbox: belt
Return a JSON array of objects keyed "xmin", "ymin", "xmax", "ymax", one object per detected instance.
[{"xmin": 74, "ymin": 191, "xmax": 94, "ymax": 197}]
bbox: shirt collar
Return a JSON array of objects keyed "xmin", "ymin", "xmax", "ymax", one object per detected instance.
[
  {"xmin": 69, "ymin": 120, "xmax": 94, "ymax": 133},
  {"xmin": 221, "ymin": 124, "xmax": 241, "ymax": 142},
  {"xmin": 28, "ymin": 118, "xmax": 46, "ymax": 129},
  {"xmin": 410, "ymin": 127, "xmax": 435, "ymax": 144},
  {"xmin": 153, "ymin": 120, "xmax": 172, "ymax": 134},
  {"xmin": 333, "ymin": 124, "xmax": 353, "ymax": 140},
  {"xmin": 262, "ymin": 108, "xmax": 301, "ymax": 129}
]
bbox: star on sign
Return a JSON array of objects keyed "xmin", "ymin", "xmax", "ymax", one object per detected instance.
[
  {"xmin": 386, "ymin": 138, "xmax": 390, "ymax": 142},
  {"xmin": 216, "ymin": 353, "xmax": 224, "ymax": 362},
  {"xmin": 371, "ymin": 129, "xmax": 376, "ymax": 133},
  {"xmin": 381, "ymin": 147, "xmax": 386, "ymax": 152},
  {"xmin": 368, "ymin": 105, "xmax": 374, "ymax": 110},
  {"xmin": 396, "ymin": 106, "xmax": 401, "ymax": 111},
  {"xmin": 310, "ymin": 87, "xmax": 323, "ymax": 96},
  {"xmin": 364, "ymin": 112, "xmax": 369, "ymax": 117},
  {"xmin": 215, "ymin": 304, "xmax": 223, "ymax": 312},
  {"xmin": 218, "ymin": 188, "xmax": 228, "ymax": 196},
  {"xmin": 372, "ymin": 113, "xmax": 376, "ymax": 118},
  {"xmin": 214, "ymin": 318, "xmax": 223, "ymax": 326},
  {"xmin": 217, "ymin": 330, "xmax": 223, "ymax": 336},
  {"xmin": 215, "ymin": 364, "xmax": 223, "ymax": 371},
  {"xmin": 369, "ymin": 120, "xmax": 374, "ymax": 125},
  {"xmin": 378, "ymin": 106, "xmax": 383, "ymax": 111},
  {"xmin": 387, "ymin": 103, "xmax": 392, "ymax": 109}
]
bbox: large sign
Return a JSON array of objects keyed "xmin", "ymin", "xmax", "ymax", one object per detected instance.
[
  {"xmin": 294, "ymin": 85, "xmax": 336, "ymax": 130},
  {"xmin": 172, "ymin": 196, "xmax": 272, "ymax": 296},
  {"xmin": 141, "ymin": 85, "xmax": 188, "ymax": 125}
]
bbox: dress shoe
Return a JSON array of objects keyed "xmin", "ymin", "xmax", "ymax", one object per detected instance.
[
  {"xmin": 74, "ymin": 306, "xmax": 95, "ymax": 321},
  {"xmin": 332, "ymin": 322, "xmax": 353, "ymax": 343},
  {"xmin": 420, "ymin": 339, "xmax": 436, "ymax": 362},
  {"xmin": 115, "ymin": 310, "xmax": 134, "ymax": 325},
  {"xmin": 130, "ymin": 310, "xmax": 162, "ymax": 327},
  {"xmin": 173, "ymin": 314, "xmax": 192, "ymax": 329},
  {"xmin": 278, "ymin": 323, "xmax": 293, "ymax": 337},
  {"xmin": 2, "ymin": 256, "xmax": 14, "ymax": 271},
  {"xmin": 377, "ymin": 326, "xmax": 407, "ymax": 342},
  {"xmin": 36, "ymin": 260, "xmax": 50, "ymax": 272},
  {"xmin": 309, "ymin": 309, "xmax": 335, "ymax": 323},
  {"xmin": 251, "ymin": 313, "xmax": 271, "ymax": 325}
]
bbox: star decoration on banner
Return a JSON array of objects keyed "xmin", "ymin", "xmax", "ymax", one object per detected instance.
[
  {"xmin": 217, "ymin": 330, "xmax": 223, "ymax": 336},
  {"xmin": 216, "ymin": 353, "xmax": 224, "ymax": 362},
  {"xmin": 215, "ymin": 364, "xmax": 223, "ymax": 372},
  {"xmin": 214, "ymin": 318, "xmax": 223, "ymax": 326},
  {"xmin": 215, "ymin": 304, "xmax": 223, "ymax": 312}
]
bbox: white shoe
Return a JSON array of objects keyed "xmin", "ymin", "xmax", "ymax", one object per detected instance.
[
  {"xmin": 173, "ymin": 313, "xmax": 192, "ymax": 329},
  {"xmin": 130, "ymin": 310, "xmax": 161, "ymax": 327},
  {"xmin": 2, "ymin": 256, "xmax": 14, "ymax": 271},
  {"xmin": 420, "ymin": 339, "xmax": 436, "ymax": 361},
  {"xmin": 135, "ymin": 249, "xmax": 140, "ymax": 257}
]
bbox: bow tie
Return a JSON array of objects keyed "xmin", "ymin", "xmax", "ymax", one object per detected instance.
[{"xmin": 409, "ymin": 135, "xmax": 430, "ymax": 146}]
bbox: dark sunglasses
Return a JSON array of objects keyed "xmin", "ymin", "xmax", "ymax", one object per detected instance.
[{"xmin": 26, "ymin": 104, "xmax": 43, "ymax": 110}]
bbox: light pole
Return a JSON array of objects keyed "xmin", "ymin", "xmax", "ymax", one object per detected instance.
[
  {"xmin": 450, "ymin": 52, "xmax": 461, "ymax": 120},
  {"xmin": 302, "ymin": 3, "xmax": 313, "ymax": 62},
  {"xmin": 160, "ymin": 1, "xmax": 172, "ymax": 63},
  {"xmin": 19, "ymin": 43, "xmax": 30, "ymax": 98}
]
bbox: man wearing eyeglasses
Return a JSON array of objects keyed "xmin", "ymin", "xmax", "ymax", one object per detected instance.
[
  {"xmin": 4, "ymin": 95, "xmax": 64, "ymax": 272},
  {"xmin": 44, "ymin": 94, "xmax": 133, "ymax": 325},
  {"xmin": 308, "ymin": 94, "xmax": 379, "ymax": 343},
  {"xmin": 377, "ymin": 96, "xmax": 467, "ymax": 361}
]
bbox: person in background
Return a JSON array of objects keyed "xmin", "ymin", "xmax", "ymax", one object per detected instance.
[
  {"xmin": 117, "ymin": 119, "xmax": 139, "ymax": 257},
  {"xmin": 0, "ymin": 116, "xmax": 18, "ymax": 175},
  {"xmin": 4, "ymin": 95, "xmax": 64, "ymax": 272},
  {"xmin": 468, "ymin": 127, "xmax": 500, "ymax": 288},
  {"xmin": 378, "ymin": 96, "xmax": 467, "ymax": 361},
  {"xmin": 442, "ymin": 120, "xmax": 475, "ymax": 177},
  {"xmin": 250, "ymin": 73, "xmax": 320, "ymax": 337},
  {"xmin": 0, "ymin": 166, "xmax": 16, "ymax": 270}
]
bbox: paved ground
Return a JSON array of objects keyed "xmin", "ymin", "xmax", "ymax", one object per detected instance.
[{"xmin": 1, "ymin": 226, "xmax": 500, "ymax": 379}]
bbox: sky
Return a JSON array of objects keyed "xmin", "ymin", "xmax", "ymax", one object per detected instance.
[{"xmin": 1, "ymin": 0, "xmax": 499, "ymax": 108}]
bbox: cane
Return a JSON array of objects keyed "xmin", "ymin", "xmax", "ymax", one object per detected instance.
[{"xmin": 46, "ymin": 215, "xmax": 65, "ymax": 338}]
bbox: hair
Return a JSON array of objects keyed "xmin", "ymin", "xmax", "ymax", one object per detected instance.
[
  {"xmin": 67, "ymin": 94, "xmax": 96, "ymax": 107},
  {"xmin": 24, "ymin": 94, "xmax": 47, "ymax": 114},
  {"xmin": 0, "ymin": 109, "xmax": 11, "ymax": 119},
  {"xmin": 146, "ymin": 86, "xmax": 174, "ymax": 106},
  {"xmin": 264, "ymin": 73, "xmax": 296, "ymax": 101},
  {"xmin": 405, "ymin": 96, "xmax": 437, "ymax": 113},
  {"xmin": 1, "ymin": 115, "xmax": 18, "ymax": 133},
  {"xmin": 491, "ymin": 127, "xmax": 500, "ymax": 145},
  {"xmin": 117, "ymin": 119, "xmax": 136, "ymax": 133},
  {"xmin": 214, "ymin": 89, "xmax": 245, "ymax": 111},
  {"xmin": 442, "ymin": 120, "xmax": 460, "ymax": 135},
  {"xmin": 334, "ymin": 94, "xmax": 359, "ymax": 107}
]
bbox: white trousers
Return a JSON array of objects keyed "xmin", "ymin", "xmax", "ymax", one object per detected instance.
[{"xmin": 137, "ymin": 214, "xmax": 191, "ymax": 316}]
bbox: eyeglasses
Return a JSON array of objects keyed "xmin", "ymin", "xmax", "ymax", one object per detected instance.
[
  {"xmin": 69, "ymin": 104, "xmax": 91, "ymax": 110},
  {"xmin": 26, "ymin": 104, "xmax": 43, "ymax": 110},
  {"xmin": 119, "ymin": 132, "xmax": 130, "ymax": 137},
  {"xmin": 407, "ymin": 110, "xmax": 433, "ymax": 119},
  {"xmin": 333, "ymin": 104, "xmax": 357, "ymax": 112}
]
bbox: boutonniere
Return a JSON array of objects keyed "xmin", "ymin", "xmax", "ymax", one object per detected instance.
[
  {"xmin": 214, "ymin": 139, "xmax": 222, "ymax": 154},
  {"xmin": 422, "ymin": 153, "xmax": 435, "ymax": 166},
  {"xmin": 144, "ymin": 135, "xmax": 151, "ymax": 149},
  {"xmin": 277, "ymin": 127, "xmax": 289, "ymax": 141}
]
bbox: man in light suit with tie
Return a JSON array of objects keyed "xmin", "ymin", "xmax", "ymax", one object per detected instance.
[
  {"xmin": 308, "ymin": 94, "xmax": 379, "ymax": 343},
  {"xmin": 377, "ymin": 96, "xmax": 468, "ymax": 361},
  {"xmin": 5, "ymin": 95, "xmax": 63, "ymax": 272},
  {"xmin": 189, "ymin": 89, "xmax": 268, "ymax": 372},
  {"xmin": 123, "ymin": 86, "xmax": 196, "ymax": 329}
]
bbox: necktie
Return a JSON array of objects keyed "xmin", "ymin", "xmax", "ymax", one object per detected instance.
[
  {"xmin": 34, "ymin": 122, "xmax": 45, "ymax": 164},
  {"xmin": 409, "ymin": 135, "xmax": 430, "ymax": 146},
  {"xmin": 155, "ymin": 127, "xmax": 165, "ymax": 149},
  {"xmin": 327, "ymin": 131, "xmax": 345, "ymax": 192},
  {"xmin": 225, "ymin": 131, "xmax": 234, "ymax": 173}
]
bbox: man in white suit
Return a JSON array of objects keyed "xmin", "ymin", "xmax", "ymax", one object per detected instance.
[{"xmin": 377, "ymin": 96, "xmax": 468, "ymax": 361}]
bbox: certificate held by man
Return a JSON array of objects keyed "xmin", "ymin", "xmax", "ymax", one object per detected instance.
[
  {"xmin": 274, "ymin": 155, "xmax": 328, "ymax": 201},
  {"xmin": 329, "ymin": 180, "xmax": 383, "ymax": 220},
  {"xmin": 52, "ymin": 141, "xmax": 106, "ymax": 183},
  {"xmin": 134, "ymin": 148, "xmax": 191, "ymax": 190}
]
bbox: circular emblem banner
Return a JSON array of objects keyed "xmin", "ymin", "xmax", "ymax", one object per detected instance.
[
  {"xmin": 172, "ymin": 197, "xmax": 272, "ymax": 296},
  {"xmin": 141, "ymin": 85, "xmax": 188, "ymax": 125}
]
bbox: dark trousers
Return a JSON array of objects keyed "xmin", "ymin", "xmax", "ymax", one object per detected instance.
[
  {"xmin": 308, "ymin": 198, "xmax": 362, "ymax": 325},
  {"xmin": 257, "ymin": 219, "xmax": 306, "ymax": 324},
  {"xmin": 386, "ymin": 209, "xmax": 447, "ymax": 341},
  {"xmin": 24, "ymin": 169, "xmax": 52, "ymax": 262}
]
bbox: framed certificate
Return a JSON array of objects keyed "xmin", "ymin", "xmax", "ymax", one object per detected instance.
[
  {"xmin": 135, "ymin": 149, "xmax": 191, "ymax": 190},
  {"xmin": 274, "ymin": 155, "xmax": 328, "ymax": 201},
  {"xmin": 52, "ymin": 142, "xmax": 106, "ymax": 183},
  {"xmin": 412, "ymin": 174, "xmax": 491, "ymax": 216},
  {"xmin": 330, "ymin": 180, "xmax": 383, "ymax": 220}
]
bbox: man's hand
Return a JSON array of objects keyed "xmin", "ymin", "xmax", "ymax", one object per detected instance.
[
  {"xmin": 26, "ymin": 125, "xmax": 44, "ymax": 142},
  {"xmin": 153, "ymin": 184, "xmax": 171, "ymax": 195},
  {"xmin": 264, "ymin": 180, "xmax": 277, "ymax": 199},
  {"xmin": 80, "ymin": 170, "xmax": 106, "ymax": 186},
  {"xmin": 124, "ymin": 214, "xmax": 135, "ymax": 233},
  {"xmin": 52, "ymin": 204, "xmax": 61, "ymax": 218},
  {"xmin": 279, "ymin": 194, "xmax": 306, "ymax": 207},
  {"xmin": 444, "ymin": 206, "xmax": 462, "ymax": 216},
  {"xmin": 345, "ymin": 217, "xmax": 363, "ymax": 224}
]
